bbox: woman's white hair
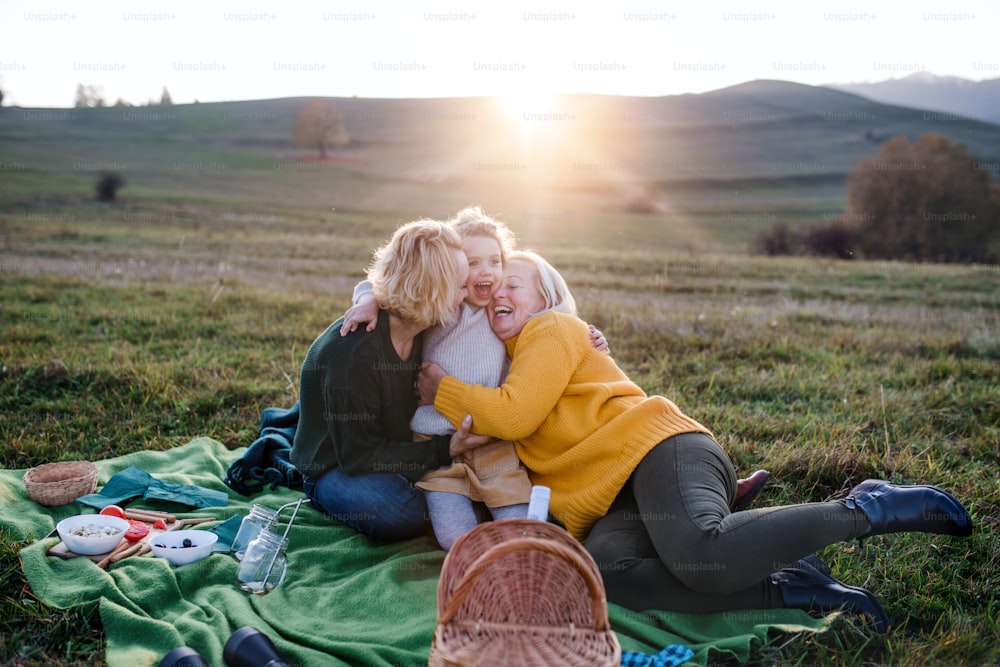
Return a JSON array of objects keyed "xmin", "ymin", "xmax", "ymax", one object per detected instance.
[{"xmin": 506, "ymin": 250, "xmax": 577, "ymax": 317}]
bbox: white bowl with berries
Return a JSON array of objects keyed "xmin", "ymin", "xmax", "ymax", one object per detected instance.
[{"xmin": 149, "ymin": 529, "xmax": 218, "ymax": 566}]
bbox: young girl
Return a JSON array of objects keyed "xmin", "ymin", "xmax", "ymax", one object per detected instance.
[{"xmin": 343, "ymin": 208, "xmax": 533, "ymax": 550}]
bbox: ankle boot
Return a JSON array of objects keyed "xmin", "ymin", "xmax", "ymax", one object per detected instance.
[
  {"xmin": 732, "ymin": 469, "xmax": 770, "ymax": 511},
  {"xmin": 844, "ymin": 480, "xmax": 973, "ymax": 538},
  {"xmin": 771, "ymin": 554, "xmax": 890, "ymax": 633}
]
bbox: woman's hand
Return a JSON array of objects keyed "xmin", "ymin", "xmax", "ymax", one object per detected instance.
[
  {"xmin": 449, "ymin": 415, "xmax": 490, "ymax": 458},
  {"xmin": 419, "ymin": 365, "xmax": 489, "ymax": 456},
  {"xmin": 416, "ymin": 361, "xmax": 447, "ymax": 406},
  {"xmin": 339, "ymin": 293, "xmax": 379, "ymax": 336},
  {"xmin": 589, "ymin": 325, "xmax": 611, "ymax": 355}
]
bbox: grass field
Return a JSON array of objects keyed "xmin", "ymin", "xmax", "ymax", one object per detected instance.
[
  {"xmin": 3, "ymin": 195, "xmax": 998, "ymax": 665},
  {"xmin": 2, "ymin": 85, "xmax": 999, "ymax": 664}
]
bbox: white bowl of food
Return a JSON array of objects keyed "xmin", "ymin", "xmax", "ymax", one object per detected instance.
[
  {"xmin": 150, "ymin": 529, "xmax": 218, "ymax": 566},
  {"xmin": 56, "ymin": 514, "xmax": 130, "ymax": 555}
]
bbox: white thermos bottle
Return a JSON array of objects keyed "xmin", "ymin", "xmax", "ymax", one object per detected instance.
[{"xmin": 526, "ymin": 485, "xmax": 551, "ymax": 522}]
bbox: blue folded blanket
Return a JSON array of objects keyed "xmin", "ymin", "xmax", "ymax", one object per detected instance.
[{"xmin": 224, "ymin": 403, "xmax": 302, "ymax": 495}]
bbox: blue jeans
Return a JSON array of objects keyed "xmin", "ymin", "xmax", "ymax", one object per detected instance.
[{"xmin": 303, "ymin": 466, "xmax": 430, "ymax": 542}]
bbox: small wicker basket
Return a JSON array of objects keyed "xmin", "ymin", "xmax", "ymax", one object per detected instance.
[
  {"xmin": 428, "ymin": 519, "xmax": 621, "ymax": 667},
  {"xmin": 23, "ymin": 461, "xmax": 99, "ymax": 506}
]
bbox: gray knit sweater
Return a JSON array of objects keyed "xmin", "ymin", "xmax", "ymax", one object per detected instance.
[{"xmin": 411, "ymin": 302, "xmax": 508, "ymax": 436}]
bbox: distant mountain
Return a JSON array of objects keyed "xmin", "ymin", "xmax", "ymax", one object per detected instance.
[
  {"xmin": 564, "ymin": 79, "xmax": 1000, "ymax": 183},
  {"xmin": 829, "ymin": 73, "xmax": 1000, "ymax": 125}
]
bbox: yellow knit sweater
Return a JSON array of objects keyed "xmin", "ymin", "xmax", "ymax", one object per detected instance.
[{"xmin": 434, "ymin": 310, "xmax": 712, "ymax": 541}]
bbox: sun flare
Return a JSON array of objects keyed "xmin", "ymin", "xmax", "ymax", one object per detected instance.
[{"xmin": 495, "ymin": 89, "xmax": 555, "ymax": 121}]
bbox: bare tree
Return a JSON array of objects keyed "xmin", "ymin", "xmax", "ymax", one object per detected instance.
[
  {"xmin": 74, "ymin": 84, "xmax": 106, "ymax": 108},
  {"xmin": 293, "ymin": 101, "xmax": 349, "ymax": 159}
]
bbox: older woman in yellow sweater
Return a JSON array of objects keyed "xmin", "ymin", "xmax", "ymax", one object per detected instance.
[{"xmin": 417, "ymin": 250, "xmax": 973, "ymax": 631}]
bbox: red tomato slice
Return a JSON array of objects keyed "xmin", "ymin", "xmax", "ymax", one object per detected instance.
[
  {"xmin": 124, "ymin": 520, "xmax": 151, "ymax": 542},
  {"xmin": 153, "ymin": 519, "xmax": 168, "ymax": 530},
  {"xmin": 99, "ymin": 505, "xmax": 126, "ymax": 519}
]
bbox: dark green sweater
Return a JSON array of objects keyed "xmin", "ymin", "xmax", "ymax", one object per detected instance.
[{"xmin": 290, "ymin": 310, "xmax": 452, "ymax": 483}]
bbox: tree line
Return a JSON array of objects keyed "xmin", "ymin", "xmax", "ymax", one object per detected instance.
[{"xmin": 74, "ymin": 84, "xmax": 173, "ymax": 108}]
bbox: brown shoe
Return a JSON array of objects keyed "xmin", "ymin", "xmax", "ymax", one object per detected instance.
[{"xmin": 732, "ymin": 469, "xmax": 770, "ymax": 511}]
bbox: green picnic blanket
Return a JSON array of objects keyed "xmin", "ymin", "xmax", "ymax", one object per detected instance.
[{"xmin": 1, "ymin": 438, "xmax": 832, "ymax": 666}]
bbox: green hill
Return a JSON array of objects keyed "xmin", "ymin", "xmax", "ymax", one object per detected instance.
[{"xmin": 2, "ymin": 80, "xmax": 998, "ymax": 252}]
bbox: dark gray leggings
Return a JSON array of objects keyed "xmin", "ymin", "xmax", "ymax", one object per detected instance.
[{"xmin": 584, "ymin": 433, "xmax": 869, "ymax": 613}]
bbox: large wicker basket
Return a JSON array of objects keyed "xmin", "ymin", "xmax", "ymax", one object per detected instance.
[
  {"xmin": 428, "ymin": 519, "xmax": 621, "ymax": 667},
  {"xmin": 23, "ymin": 461, "xmax": 99, "ymax": 506}
]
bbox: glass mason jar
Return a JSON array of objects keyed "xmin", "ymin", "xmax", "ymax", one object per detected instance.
[
  {"xmin": 236, "ymin": 529, "xmax": 288, "ymax": 595},
  {"xmin": 231, "ymin": 504, "xmax": 278, "ymax": 561}
]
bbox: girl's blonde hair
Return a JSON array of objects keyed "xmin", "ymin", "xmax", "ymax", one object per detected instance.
[
  {"xmin": 448, "ymin": 206, "xmax": 517, "ymax": 264},
  {"xmin": 367, "ymin": 219, "xmax": 464, "ymax": 329},
  {"xmin": 506, "ymin": 250, "xmax": 577, "ymax": 317}
]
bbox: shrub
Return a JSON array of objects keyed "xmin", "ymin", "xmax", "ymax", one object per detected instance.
[
  {"xmin": 95, "ymin": 172, "xmax": 125, "ymax": 202},
  {"xmin": 803, "ymin": 220, "xmax": 856, "ymax": 259},
  {"xmin": 755, "ymin": 222, "xmax": 800, "ymax": 256},
  {"xmin": 846, "ymin": 133, "xmax": 999, "ymax": 263}
]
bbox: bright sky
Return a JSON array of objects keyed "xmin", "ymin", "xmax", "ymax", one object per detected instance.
[{"xmin": 1, "ymin": 0, "xmax": 997, "ymax": 108}]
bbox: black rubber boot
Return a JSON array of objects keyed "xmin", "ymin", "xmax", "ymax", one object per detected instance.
[
  {"xmin": 771, "ymin": 554, "xmax": 890, "ymax": 633},
  {"xmin": 845, "ymin": 479, "xmax": 973, "ymax": 538}
]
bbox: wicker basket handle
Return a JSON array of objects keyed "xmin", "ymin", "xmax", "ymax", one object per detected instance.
[{"xmin": 438, "ymin": 536, "xmax": 611, "ymax": 631}]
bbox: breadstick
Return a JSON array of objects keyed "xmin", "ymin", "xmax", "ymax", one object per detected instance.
[
  {"xmin": 175, "ymin": 517, "xmax": 216, "ymax": 527},
  {"xmin": 125, "ymin": 509, "xmax": 176, "ymax": 523},
  {"xmin": 108, "ymin": 541, "xmax": 144, "ymax": 564},
  {"xmin": 96, "ymin": 540, "xmax": 134, "ymax": 569}
]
